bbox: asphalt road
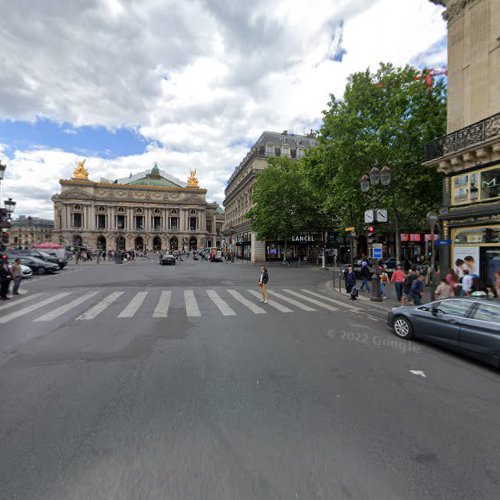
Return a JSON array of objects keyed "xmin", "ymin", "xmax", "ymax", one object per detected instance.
[{"xmin": 1, "ymin": 257, "xmax": 499, "ymax": 500}]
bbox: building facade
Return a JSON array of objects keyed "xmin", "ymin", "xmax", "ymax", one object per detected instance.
[
  {"xmin": 8, "ymin": 216, "xmax": 54, "ymax": 248},
  {"xmin": 425, "ymin": 0, "xmax": 500, "ymax": 287},
  {"xmin": 223, "ymin": 131, "xmax": 318, "ymax": 262},
  {"xmin": 52, "ymin": 161, "xmax": 224, "ymax": 252}
]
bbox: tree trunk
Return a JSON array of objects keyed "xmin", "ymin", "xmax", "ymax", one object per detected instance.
[
  {"xmin": 283, "ymin": 234, "xmax": 287, "ymax": 262},
  {"xmin": 394, "ymin": 208, "xmax": 401, "ymax": 264}
]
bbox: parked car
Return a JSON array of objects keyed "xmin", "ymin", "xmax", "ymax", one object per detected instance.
[
  {"xmin": 8, "ymin": 262, "xmax": 33, "ymax": 278},
  {"xmin": 383, "ymin": 257, "xmax": 398, "ymax": 269},
  {"xmin": 388, "ymin": 298, "xmax": 500, "ymax": 368},
  {"xmin": 15, "ymin": 256, "xmax": 60, "ymax": 275},
  {"xmin": 10, "ymin": 250, "xmax": 67, "ymax": 269},
  {"xmin": 159, "ymin": 254, "xmax": 176, "ymax": 266}
]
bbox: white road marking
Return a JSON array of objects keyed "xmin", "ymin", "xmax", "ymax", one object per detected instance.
[
  {"xmin": 227, "ymin": 289, "xmax": 266, "ymax": 314},
  {"xmin": 76, "ymin": 291, "xmax": 124, "ymax": 320},
  {"xmin": 268, "ymin": 290, "xmax": 316, "ymax": 311},
  {"xmin": 0, "ymin": 292, "xmax": 72, "ymax": 324},
  {"xmin": 0, "ymin": 292, "xmax": 44, "ymax": 311},
  {"xmin": 281, "ymin": 289, "xmax": 338, "ymax": 312},
  {"xmin": 206, "ymin": 290, "xmax": 236, "ymax": 316},
  {"xmin": 118, "ymin": 291, "xmax": 148, "ymax": 318},
  {"xmin": 34, "ymin": 291, "xmax": 99, "ymax": 322},
  {"xmin": 153, "ymin": 291, "xmax": 171, "ymax": 318},
  {"xmin": 410, "ymin": 370, "xmax": 427, "ymax": 378},
  {"xmin": 300, "ymin": 289, "xmax": 361, "ymax": 312},
  {"xmin": 184, "ymin": 290, "xmax": 201, "ymax": 317},
  {"xmin": 246, "ymin": 290, "xmax": 293, "ymax": 313}
]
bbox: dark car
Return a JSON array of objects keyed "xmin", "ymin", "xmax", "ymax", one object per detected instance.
[
  {"xmin": 10, "ymin": 250, "xmax": 67, "ymax": 269},
  {"xmin": 387, "ymin": 298, "xmax": 500, "ymax": 368},
  {"xmin": 16, "ymin": 256, "xmax": 60, "ymax": 275},
  {"xmin": 159, "ymin": 254, "xmax": 176, "ymax": 266}
]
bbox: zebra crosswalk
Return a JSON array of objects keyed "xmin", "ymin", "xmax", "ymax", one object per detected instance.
[{"xmin": 0, "ymin": 287, "xmax": 368, "ymax": 325}]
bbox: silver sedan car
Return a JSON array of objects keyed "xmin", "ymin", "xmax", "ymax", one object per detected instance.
[{"xmin": 388, "ymin": 298, "xmax": 500, "ymax": 368}]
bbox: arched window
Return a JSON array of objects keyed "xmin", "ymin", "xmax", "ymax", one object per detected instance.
[
  {"xmin": 118, "ymin": 207, "xmax": 125, "ymax": 213},
  {"xmin": 282, "ymin": 145, "xmax": 291, "ymax": 157},
  {"xmin": 74, "ymin": 204, "xmax": 82, "ymax": 211}
]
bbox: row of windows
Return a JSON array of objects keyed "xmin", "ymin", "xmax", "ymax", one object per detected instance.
[
  {"xmin": 71, "ymin": 215, "xmax": 206, "ymax": 232},
  {"xmin": 71, "ymin": 206, "xmax": 196, "ymax": 215}
]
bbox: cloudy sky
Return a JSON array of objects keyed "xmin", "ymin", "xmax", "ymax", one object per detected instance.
[{"xmin": 0, "ymin": 0, "xmax": 447, "ymax": 218}]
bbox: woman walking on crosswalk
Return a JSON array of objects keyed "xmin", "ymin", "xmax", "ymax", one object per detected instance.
[{"xmin": 258, "ymin": 266, "xmax": 269, "ymax": 304}]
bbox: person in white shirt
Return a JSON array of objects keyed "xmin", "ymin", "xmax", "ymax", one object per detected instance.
[{"xmin": 461, "ymin": 269, "xmax": 473, "ymax": 295}]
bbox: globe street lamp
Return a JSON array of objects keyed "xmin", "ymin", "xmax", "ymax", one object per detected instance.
[{"xmin": 426, "ymin": 210, "xmax": 439, "ymax": 300}]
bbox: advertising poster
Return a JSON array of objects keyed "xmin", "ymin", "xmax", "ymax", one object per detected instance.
[{"xmin": 453, "ymin": 246, "xmax": 480, "ymax": 278}]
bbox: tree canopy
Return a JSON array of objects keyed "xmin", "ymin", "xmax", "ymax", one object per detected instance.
[
  {"xmin": 304, "ymin": 63, "xmax": 446, "ymax": 234},
  {"xmin": 248, "ymin": 157, "xmax": 323, "ymax": 256}
]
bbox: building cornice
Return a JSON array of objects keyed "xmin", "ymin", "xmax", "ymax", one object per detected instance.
[
  {"xmin": 59, "ymin": 179, "xmax": 207, "ymax": 194},
  {"xmin": 441, "ymin": 0, "xmax": 480, "ymax": 22}
]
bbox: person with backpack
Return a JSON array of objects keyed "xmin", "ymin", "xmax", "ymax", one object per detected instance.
[
  {"xmin": 410, "ymin": 273, "xmax": 425, "ymax": 305},
  {"xmin": 359, "ymin": 257, "xmax": 371, "ymax": 292}
]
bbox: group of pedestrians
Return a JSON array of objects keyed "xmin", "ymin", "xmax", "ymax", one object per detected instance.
[{"xmin": 0, "ymin": 257, "xmax": 23, "ymax": 300}]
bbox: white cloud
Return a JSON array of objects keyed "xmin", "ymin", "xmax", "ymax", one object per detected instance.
[{"xmin": 0, "ymin": 0, "xmax": 446, "ymax": 218}]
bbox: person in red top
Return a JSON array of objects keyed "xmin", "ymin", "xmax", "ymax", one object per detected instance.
[{"xmin": 390, "ymin": 265, "xmax": 406, "ymax": 303}]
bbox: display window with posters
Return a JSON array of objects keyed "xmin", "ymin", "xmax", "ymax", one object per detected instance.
[
  {"xmin": 451, "ymin": 225, "xmax": 500, "ymax": 287},
  {"xmin": 451, "ymin": 166, "xmax": 500, "ymax": 205}
]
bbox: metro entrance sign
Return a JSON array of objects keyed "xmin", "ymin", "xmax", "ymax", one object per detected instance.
[{"xmin": 372, "ymin": 243, "xmax": 383, "ymax": 260}]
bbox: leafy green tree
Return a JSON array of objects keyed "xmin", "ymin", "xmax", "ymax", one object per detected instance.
[
  {"xmin": 248, "ymin": 157, "xmax": 322, "ymax": 260},
  {"xmin": 305, "ymin": 63, "xmax": 446, "ymax": 261}
]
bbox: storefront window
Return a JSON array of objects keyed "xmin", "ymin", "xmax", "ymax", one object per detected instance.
[
  {"xmin": 480, "ymin": 167, "xmax": 500, "ymax": 201},
  {"xmin": 452, "ymin": 167, "xmax": 500, "ymax": 204},
  {"xmin": 453, "ymin": 226, "xmax": 500, "ymax": 244}
]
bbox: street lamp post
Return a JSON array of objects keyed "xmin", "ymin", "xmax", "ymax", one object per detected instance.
[
  {"xmin": 426, "ymin": 210, "xmax": 439, "ymax": 301},
  {"xmin": 360, "ymin": 165, "xmax": 392, "ymax": 302}
]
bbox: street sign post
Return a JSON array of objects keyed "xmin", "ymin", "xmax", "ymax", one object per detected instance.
[{"xmin": 372, "ymin": 243, "xmax": 383, "ymax": 260}]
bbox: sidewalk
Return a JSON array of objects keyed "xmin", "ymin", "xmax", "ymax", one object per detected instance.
[{"xmin": 322, "ymin": 274, "xmax": 433, "ymax": 313}]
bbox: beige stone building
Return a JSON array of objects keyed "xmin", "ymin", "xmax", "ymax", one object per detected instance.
[
  {"xmin": 223, "ymin": 131, "xmax": 318, "ymax": 262},
  {"xmin": 9, "ymin": 216, "xmax": 54, "ymax": 248},
  {"xmin": 425, "ymin": 0, "xmax": 500, "ymax": 286},
  {"xmin": 52, "ymin": 161, "xmax": 224, "ymax": 252}
]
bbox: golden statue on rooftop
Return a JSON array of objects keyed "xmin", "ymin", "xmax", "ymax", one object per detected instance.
[
  {"xmin": 73, "ymin": 159, "xmax": 89, "ymax": 180},
  {"xmin": 187, "ymin": 168, "xmax": 199, "ymax": 188}
]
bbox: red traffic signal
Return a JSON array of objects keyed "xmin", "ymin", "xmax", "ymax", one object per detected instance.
[{"xmin": 368, "ymin": 226, "xmax": 375, "ymax": 233}]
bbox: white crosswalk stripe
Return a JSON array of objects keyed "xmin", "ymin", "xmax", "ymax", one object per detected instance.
[
  {"xmin": 281, "ymin": 289, "xmax": 338, "ymax": 311},
  {"xmin": 0, "ymin": 292, "xmax": 72, "ymax": 324},
  {"xmin": 227, "ymin": 289, "xmax": 266, "ymax": 314},
  {"xmin": 206, "ymin": 290, "xmax": 236, "ymax": 316},
  {"xmin": 300, "ymin": 289, "xmax": 362, "ymax": 312},
  {"xmin": 34, "ymin": 291, "xmax": 100, "ymax": 322},
  {"xmin": 246, "ymin": 290, "xmax": 293, "ymax": 313},
  {"xmin": 118, "ymin": 291, "xmax": 148, "ymax": 318},
  {"xmin": 267, "ymin": 290, "xmax": 316, "ymax": 311},
  {"xmin": 0, "ymin": 292, "xmax": 44, "ymax": 311},
  {"xmin": 77, "ymin": 291, "xmax": 124, "ymax": 320},
  {"xmin": 184, "ymin": 290, "xmax": 201, "ymax": 317},
  {"xmin": 153, "ymin": 291, "xmax": 171, "ymax": 318}
]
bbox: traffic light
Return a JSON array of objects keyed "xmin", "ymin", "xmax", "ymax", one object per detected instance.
[{"xmin": 367, "ymin": 225, "xmax": 377, "ymax": 245}]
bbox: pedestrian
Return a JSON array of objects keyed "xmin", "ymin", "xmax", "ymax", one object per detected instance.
[
  {"xmin": 445, "ymin": 268, "xmax": 459, "ymax": 297},
  {"xmin": 462, "ymin": 269, "xmax": 473, "ymax": 296},
  {"xmin": 10, "ymin": 258, "xmax": 23, "ymax": 295},
  {"xmin": 258, "ymin": 266, "xmax": 269, "ymax": 304},
  {"xmin": 403, "ymin": 265, "xmax": 418, "ymax": 305},
  {"xmin": 390, "ymin": 265, "xmax": 406, "ymax": 303},
  {"xmin": 434, "ymin": 278, "xmax": 451, "ymax": 300},
  {"xmin": 410, "ymin": 273, "xmax": 424, "ymax": 305},
  {"xmin": 0, "ymin": 257, "xmax": 12, "ymax": 300},
  {"xmin": 360, "ymin": 257, "xmax": 371, "ymax": 292},
  {"xmin": 344, "ymin": 265, "xmax": 356, "ymax": 294},
  {"xmin": 379, "ymin": 262, "xmax": 389, "ymax": 299}
]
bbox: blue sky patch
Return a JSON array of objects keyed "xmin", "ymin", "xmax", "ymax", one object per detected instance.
[{"xmin": 0, "ymin": 118, "xmax": 149, "ymax": 159}]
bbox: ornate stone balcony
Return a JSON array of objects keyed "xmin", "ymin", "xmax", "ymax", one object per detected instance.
[{"xmin": 424, "ymin": 112, "xmax": 500, "ymax": 163}]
